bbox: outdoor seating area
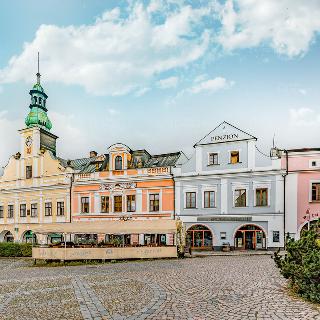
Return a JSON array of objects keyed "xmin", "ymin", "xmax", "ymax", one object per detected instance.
[{"xmin": 31, "ymin": 220, "xmax": 182, "ymax": 261}]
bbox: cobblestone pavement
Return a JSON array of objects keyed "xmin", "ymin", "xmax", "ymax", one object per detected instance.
[{"xmin": 0, "ymin": 256, "xmax": 319, "ymax": 320}]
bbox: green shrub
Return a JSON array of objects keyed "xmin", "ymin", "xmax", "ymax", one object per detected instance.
[
  {"xmin": 274, "ymin": 219, "xmax": 320, "ymax": 303},
  {"xmin": 0, "ymin": 242, "xmax": 32, "ymax": 257}
]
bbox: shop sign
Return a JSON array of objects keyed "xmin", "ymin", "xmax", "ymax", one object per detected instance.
[{"xmin": 198, "ymin": 216, "xmax": 252, "ymax": 222}]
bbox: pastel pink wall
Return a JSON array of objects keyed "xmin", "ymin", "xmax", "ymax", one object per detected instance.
[{"xmin": 283, "ymin": 154, "xmax": 320, "ymax": 231}]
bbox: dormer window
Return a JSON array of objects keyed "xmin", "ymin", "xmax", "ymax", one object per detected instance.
[
  {"xmin": 230, "ymin": 151, "xmax": 240, "ymax": 164},
  {"xmin": 115, "ymin": 156, "xmax": 123, "ymax": 170}
]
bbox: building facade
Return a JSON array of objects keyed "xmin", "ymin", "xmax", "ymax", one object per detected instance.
[
  {"xmin": 174, "ymin": 122, "xmax": 285, "ymax": 250},
  {"xmin": 70, "ymin": 143, "xmax": 186, "ymax": 245},
  {"xmin": 0, "ymin": 73, "xmax": 73, "ymax": 243},
  {"xmin": 284, "ymin": 148, "xmax": 320, "ymax": 240}
]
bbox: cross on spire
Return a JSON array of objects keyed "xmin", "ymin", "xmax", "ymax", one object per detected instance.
[{"xmin": 36, "ymin": 52, "xmax": 41, "ymax": 84}]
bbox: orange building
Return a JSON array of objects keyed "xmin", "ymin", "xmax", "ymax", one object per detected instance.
[{"xmin": 70, "ymin": 143, "xmax": 186, "ymax": 245}]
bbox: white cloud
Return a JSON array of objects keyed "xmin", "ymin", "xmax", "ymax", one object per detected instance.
[
  {"xmin": 299, "ymin": 89, "xmax": 307, "ymax": 96},
  {"xmin": 289, "ymin": 107, "xmax": 320, "ymax": 126},
  {"xmin": 157, "ymin": 76, "xmax": 179, "ymax": 89},
  {"xmin": 0, "ymin": 2, "xmax": 210, "ymax": 96},
  {"xmin": 189, "ymin": 77, "xmax": 234, "ymax": 94},
  {"xmin": 135, "ymin": 87, "xmax": 150, "ymax": 97},
  {"xmin": 218, "ymin": 0, "xmax": 320, "ymax": 57}
]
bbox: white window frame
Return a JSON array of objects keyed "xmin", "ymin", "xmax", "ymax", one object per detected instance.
[
  {"xmin": 228, "ymin": 149, "xmax": 242, "ymax": 164},
  {"xmin": 309, "ymin": 159, "xmax": 320, "ymax": 169},
  {"xmin": 310, "ymin": 180, "xmax": 320, "ymax": 202},
  {"xmin": 253, "ymin": 182, "xmax": 271, "ymax": 207},
  {"xmin": 232, "ymin": 184, "xmax": 249, "ymax": 208},
  {"xmin": 207, "ymin": 152, "xmax": 220, "ymax": 166},
  {"xmin": 183, "ymin": 188, "xmax": 198, "ymax": 209},
  {"xmin": 201, "ymin": 185, "xmax": 218, "ymax": 208}
]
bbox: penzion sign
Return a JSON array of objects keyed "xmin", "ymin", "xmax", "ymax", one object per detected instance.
[{"xmin": 211, "ymin": 133, "xmax": 239, "ymax": 142}]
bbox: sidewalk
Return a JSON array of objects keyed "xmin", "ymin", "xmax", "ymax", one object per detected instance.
[{"xmin": 186, "ymin": 250, "xmax": 280, "ymax": 257}]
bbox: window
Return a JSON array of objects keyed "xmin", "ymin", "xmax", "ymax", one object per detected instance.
[
  {"xmin": 273, "ymin": 231, "xmax": 280, "ymax": 243},
  {"xmin": 312, "ymin": 183, "xmax": 320, "ymax": 202},
  {"xmin": 0, "ymin": 206, "xmax": 3, "ymax": 218},
  {"xmin": 230, "ymin": 151, "xmax": 240, "ymax": 164},
  {"xmin": 234, "ymin": 189, "xmax": 246, "ymax": 207},
  {"xmin": 20, "ymin": 204, "xmax": 26, "ymax": 217},
  {"xmin": 26, "ymin": 166, "xmax": 32, "ymax": 179},
  {"xmin": 8, "ymin": 205, "xmax": 14, "ymax": 218},
  {"xmin": 127, "ymin": 195, "xmax": 136, "ymax": 212},
  {"xmin": 256, "ymin": 188, "xmax": 268, "ymax": 206},
  {"xmin": 114, "ymin": 196, "xmax": 122, "ymax": 212},
  {"xmin": 57, "ymin": 202, "xmax": 64, "ymax": 216},
  {"xmin": 81, "ymin": 197, "xmax": 89, "ymax": 213},
  {"xmin": 208, "ymin": 153, "xmax": 219, "ymax": 165},
  {"xmin": 204, "ymin": 191, "xmax": 215, "ymax": 208},
  {"xmin": 101, "ymin": 196, "xmax": 109, "ymax": 213},
  {"xmin": 220, "ymin": 232, "xmax": 227, "ymax": 240},
  {"xmin": 186, "ymin": 192, "xmax": 196, "ymax": 209},
  {"xmin": 150, "ymin": 194, "xmax": 160, "ymax": 212},
  {"xmin": 31, "ymin": 203, "xmax": 38, "ymax": 217},
  {"xmin": 45, "ymin": 202, "xmax": 52, "ymax": 216},
  {"xmin": 115, "ymin": 156, "xmax": 123, "ymax": 170}
]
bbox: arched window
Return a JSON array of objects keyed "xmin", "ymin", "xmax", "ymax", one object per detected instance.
[{"xmin": 115, "ymin": 156, "xmax": 123, "ymax": 170}]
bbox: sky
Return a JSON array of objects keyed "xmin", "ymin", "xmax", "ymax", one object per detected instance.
[{"xmin": 0, "ymin": 0, "xmax": 320, "ymax": 167}]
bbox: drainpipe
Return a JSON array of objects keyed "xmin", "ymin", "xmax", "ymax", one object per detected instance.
[
  {"xmin": 69, "ymin": 173, "xmax": 74, "ymax": 224},
  {"xmin": 282, "ymin": 150, "xmax": 288, "ymax": 249}
]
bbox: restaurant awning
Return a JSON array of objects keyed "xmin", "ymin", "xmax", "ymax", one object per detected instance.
[{"xmin": 32, "ymin": 219, "xmax": 179, "ymax": 235}]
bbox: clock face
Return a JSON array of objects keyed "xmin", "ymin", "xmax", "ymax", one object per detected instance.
[{"xmin": 25, "ymin": 136, "xmax": 33, "ymax": 147}]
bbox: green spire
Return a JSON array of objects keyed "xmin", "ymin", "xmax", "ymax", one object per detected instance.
[{"xmin": 25, "ymin": 53, "xmax": 52, "ymax": 131}]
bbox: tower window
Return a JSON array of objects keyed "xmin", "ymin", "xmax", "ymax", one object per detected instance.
[
  {"xmin": 115, "ymin": 156, "xmax": 123, "ymax": 170},
  {"xmin": 39, "ymin": 97, "xmax": 42, "ymax": 105},
  {"xmin": 34, "ymin": 96, "xmax": 37, "ymax": 104}
]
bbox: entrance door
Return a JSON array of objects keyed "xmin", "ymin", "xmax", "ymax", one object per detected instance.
[
  {"xmin": 234, "ymin": 225, "xmax": 266, "ymax": 250},
  {"xmin": 187, "ymin": 225, "xmax": 213, "ymax": 250}
]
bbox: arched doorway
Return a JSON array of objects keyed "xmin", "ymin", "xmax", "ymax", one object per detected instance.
[
  {"xmin": 300, "ymin": 220, "xmax": 320, "ymax": 237},
  {"xmin": 22, "ymin": 230, "xmax": 37, "ymax": 243},
  {"xmin": 187, "ymin": 225, "xmax": 213, "ymax": 250},
  {"xmin": 1, "ymin": 231, "xmax": 14, "ymax": 243},
  {"xmin": 234, "ymin": 224, "xmax": 266, "ymax": 250}
]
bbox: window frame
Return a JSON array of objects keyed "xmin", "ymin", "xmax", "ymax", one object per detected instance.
[
  {"xmin": 26, "ymin": 165, "xmax": 32, "ymax": 179},
  {"xmin": 114, "ymin": 195, "xmax": 123, "ymax": 213},
  {"xmin": 81, "ymin": 197, "xmax": 90, "ymax": 214},
  {"xmin": 311, "ymin": 182, "xmax": 320, "ymax": 202},
  {"xmin": 149, "ymin": 193, "xmax": 160, "ymax": 212},
  {"xmin": 101, "ymin": 196, "xmax": 109, "ymax": 213},
  {"xmin": 0, "ymin": 206, "xmax": 4, "ymax": 218},
  {"xmin": 185, "ymin": 192, "xmax": 196, "ymax": 209},
  {"xmin": 20, "ymin": 204, "xmax": 27, "ymax": 217},
  {"xmin": 114, "ymin": 156, "xmax": 123, "ymax": 170},
  {"xmin": 230, "ymin": 151, "xmax": 240, "ymax": 164},
  {"xmin": 31, "ymin": 203, "xmax": 38, "ymax": 217},
  {"xmin": 208, "ymin": 153, "xmax": 219, "ymax": 166},
  {"xmin": 45, "ymin": 202, "xmax": 52, "ymax": 216},
  {"xmin": 126, "ymin": 194, "xmax": 136, "ymax": 212},
  {"xmin": 255, "ymin": 188, "xmax": 268, "ymax": 207},
  {"xmin": 8, "ymin": 205, "xmax": 14, "ymax": 218},
  {"xmin": 234, "ymin": 189, "xmax": 247, "ymax": 207},
  {"xmin": 204, "ymin": 191, "xmax": 215, "ymax": 208},
  {"xmin": 57, "ymin": 201, "xmax": 65, "ymax": 216}
]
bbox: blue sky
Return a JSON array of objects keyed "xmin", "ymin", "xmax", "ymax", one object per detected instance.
[{"xmin": 1, "ymin": 0, "xmax": 320, "ymax": 166}]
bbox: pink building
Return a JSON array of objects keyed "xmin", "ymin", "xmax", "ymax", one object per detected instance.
[{"xmin": 284, "ymin": 148, "xmax": 320, "ymax": 239}]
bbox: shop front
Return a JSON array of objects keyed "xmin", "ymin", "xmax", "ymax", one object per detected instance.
[
  {"xmin": 186, "ymin": 225, "xmax": 213, "ymax": 250},
  {"xmin": 234, "ymin": 224, "xmax": 266, "ymax": 250}
]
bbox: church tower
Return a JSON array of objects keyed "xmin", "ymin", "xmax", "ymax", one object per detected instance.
[{"xmin": 19, "ymin": 53, "xmax": 58, "ymax": 161}]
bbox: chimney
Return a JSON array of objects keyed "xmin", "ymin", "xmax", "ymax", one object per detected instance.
[{"xmin": 90, "ymin": 151, "xmax": 98, "ymax": 158}]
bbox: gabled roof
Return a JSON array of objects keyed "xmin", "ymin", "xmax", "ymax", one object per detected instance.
[{"xmin": 194, "ymin": 121, "xmax": 257, "ymax": 147}]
